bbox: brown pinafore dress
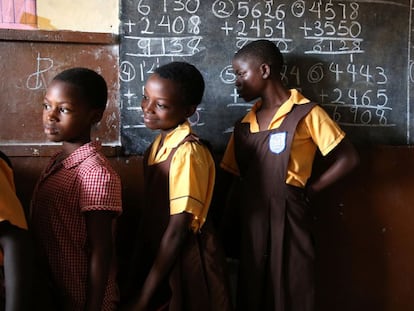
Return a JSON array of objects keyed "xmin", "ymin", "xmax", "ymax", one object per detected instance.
[
  {"xmin": 233, "ymin": 102, "xmax": 316, "ymax": 311},
  {"xmin": 139, "ymin": 133, "xmax": 233, "ymax": 311}
]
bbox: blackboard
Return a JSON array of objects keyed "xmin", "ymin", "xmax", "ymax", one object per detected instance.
[
  {"xmin": 0, "ymin": 29, "xmax": 120, "ymax": 156},
  {"xmin": 120, "ymin": 0, "xmax": 414, "ymax": 155}
]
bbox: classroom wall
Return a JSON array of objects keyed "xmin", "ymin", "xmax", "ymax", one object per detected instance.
[
  {"xmin": 38, "ymin": 0, "xmax": 119, "ymax": 33},
  {"xmin": 311, "ymin": 146, "xmax": 414, "ymax": 311},
  {"xmin": 0, "ymin": 0, "xmax": 119, "ymax": 32}
]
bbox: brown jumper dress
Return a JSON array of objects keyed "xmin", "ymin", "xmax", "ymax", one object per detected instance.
[
  {"xmin": 138, "ymin": 133, "xmax": 233, "ymax": 311},
  {"xmin": 233, "ymin": 103, "xmax": 316, "ymax": 311}
]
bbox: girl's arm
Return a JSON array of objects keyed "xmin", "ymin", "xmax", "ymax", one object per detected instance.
[
  {"xmin": 85, "ymin": 211, "xmax": 115, "ymax": 311},
  {"xmin": 0, "ymin": 222, "xmax": 33, "ymax": 311},
  {"xmin": 133, "ymin": 212, "xmax": 192, "ymax": 311},
  {"xmin": 307, "ymin": 137, "xmax": 359, "ymax": 198}
]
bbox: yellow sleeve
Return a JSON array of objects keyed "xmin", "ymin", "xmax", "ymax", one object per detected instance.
[
  {"xmin": 0, "ymin": 160, "xmax": 28, "ymax": 230},
  {"xmin": 305, "ymin": 105, "xmax": 345, "ymax": 156},
  {"xmin": 220, "ymin": 133, "xmax": 240, "ymax": 176},
  {"xmin": 169, "ymin": 141, "xmax": 215, "ymax": 232}
]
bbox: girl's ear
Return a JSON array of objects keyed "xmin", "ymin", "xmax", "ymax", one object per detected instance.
[
  {"xmin": 91, "ymin": 108, "xmax": 105, "ymax": 124},
  {"xmin": 186, "ymin": 105, "xmax": 197, "ymax": 118},
  {"xmin": 260, "ymin": 63, "xmax": 271, "ymax": 79}
]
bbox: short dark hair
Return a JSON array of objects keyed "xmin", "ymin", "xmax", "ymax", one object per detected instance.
[
  {"xmin": 154, "ymin": 61, "xmax": 205, "ymax": 107},
  {"xmin": 52, "ymin": 67, "xmax": 108, "ymax": 110},
  {"xmin": 234, "ymin": 40, "xmax": 284, "ymax": 72}
]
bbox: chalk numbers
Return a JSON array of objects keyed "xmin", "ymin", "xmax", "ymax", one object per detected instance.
[
  {"xmin": 121, "ymin": 0, "xmax": 399, "ymax": 133},
  {"xmin": 125, "ymin": 0, "xmax": 203, "ymax": 57},
  {"xmin": 279, "ymin": 60, "xmax": 391, "ymax": 126},
  {"xmin": 138, "ymin": 0, "xmax": 200, "ymax": 15},
  {"xmin": 216, "ymin": 0, "xmax": 391, "ymax": 128},
  {"xmin": 139, "ymin": 14, "xmax": 200, "ymax": 35},
  {"xmin": 122, "ymin": 0, "xmax": 206, "ymax": 128},
  {"xmin": 307, "ymin": 1, "xmax": 359, "ymax": 20},
  {"xmin": 329, "ymin": 62, "xmax": 387, "ymax": 84}
]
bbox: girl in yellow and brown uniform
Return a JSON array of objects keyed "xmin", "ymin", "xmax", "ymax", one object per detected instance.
[
  {"xmin": 125, "ymin": 62, "xmax": 232, "ymax": 311},
  {"xmin": 0, "ymin": 150, "xmax": 32, "ymax": 311},
  {"xmin": 221, "ymin": 40, "xmax": 359, "ymax": 311}
]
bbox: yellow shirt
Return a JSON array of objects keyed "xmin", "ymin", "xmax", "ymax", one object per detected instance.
[
  {"xmin": 221, "ymin": 89, "xmax": 345, "ymax": 188},
  {"xmin": 147, "ymin": 121, "xmax": 215, "ymax": 232},
  {"xmin": 0, "ymin": 158, "xmax": 28, "ymax": 264},
  {"xmin": 0, "ymin": 159, "xmax": 27, "ymax": 229}
]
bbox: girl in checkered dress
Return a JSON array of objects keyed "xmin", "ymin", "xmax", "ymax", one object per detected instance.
[{"xmin": 31, "ymin": 68, "xmax": 122, "ymax": 311}]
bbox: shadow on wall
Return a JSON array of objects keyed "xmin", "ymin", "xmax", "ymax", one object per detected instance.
[{"xmin": 312, "ymin": 145, "xmax": 414, "ymax": 311}]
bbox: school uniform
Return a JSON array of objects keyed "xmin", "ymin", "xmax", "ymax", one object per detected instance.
[
  {"xmin": 137, "ymin": 121, "xmax": 232, "ymax": 311},
  {"xmin": 221, "ymin": 89, "xmax": 345, "ymax": 311},
  {"xmin": 31, "ymin": 142, "xmax": 122, "ymax": 311}
]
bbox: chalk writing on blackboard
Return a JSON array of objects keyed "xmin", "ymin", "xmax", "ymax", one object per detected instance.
[
  {"xmin": 120, "ymin": 0, "xmax": 414, "ymax": 154},
  {"xmin": 26, "ymin": 53, "xmax": 54, "ymax": 90},
  {"xmin": 0, "ymin": 36, "xmax": 119, "ymax": 150}
]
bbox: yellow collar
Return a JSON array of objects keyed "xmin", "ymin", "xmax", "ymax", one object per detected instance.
[{"xmin": 242, "ymin": 89, "xmax": 310, "ymax": 131}]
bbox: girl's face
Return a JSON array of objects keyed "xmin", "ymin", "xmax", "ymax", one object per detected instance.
[
  {"xmin": 232, "ymin": 57, "xmax": 264, "ymax": 102},
  {"xmin": 141, "ymin": 74, "xmax": 194, "ymax": 133},
  {"xmin": 42, "ymin": 80, "xmax": 100, "ymax": 144}
]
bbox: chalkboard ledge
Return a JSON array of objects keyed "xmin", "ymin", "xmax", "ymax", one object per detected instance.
[
  {"xmin": 0, "ymin": 29, "xmax": 119, "ymax": 44},
  {"xmin": 0, "ymin": 144, "xmax": 123, "ymax": 157}
]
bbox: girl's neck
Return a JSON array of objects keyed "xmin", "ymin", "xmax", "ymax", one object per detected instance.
[
  {"xmin": 61, "ymin": 139, "xmax": 91, "ymax": 157},
  {"xmin": 256, "ymin": 86, "xmax": 290, "ymax": 131},
  {"xmin": 260, "ymin": 85, "xmax": 290, "ymax": 110}
]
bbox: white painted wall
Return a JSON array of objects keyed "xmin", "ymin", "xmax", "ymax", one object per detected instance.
[{"xmin": 37, "ymin": 0, "xmax": 119, "ymax": 33}]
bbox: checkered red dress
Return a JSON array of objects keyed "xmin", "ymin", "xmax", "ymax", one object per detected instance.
[{"xmin": 31, "ymin": 142, "xmax": 122, "ymax": 310}]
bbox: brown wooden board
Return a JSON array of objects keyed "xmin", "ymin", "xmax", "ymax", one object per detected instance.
[{"xmin": 0, "ymin": 30, "xmax": 120, "ymax": 156}]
